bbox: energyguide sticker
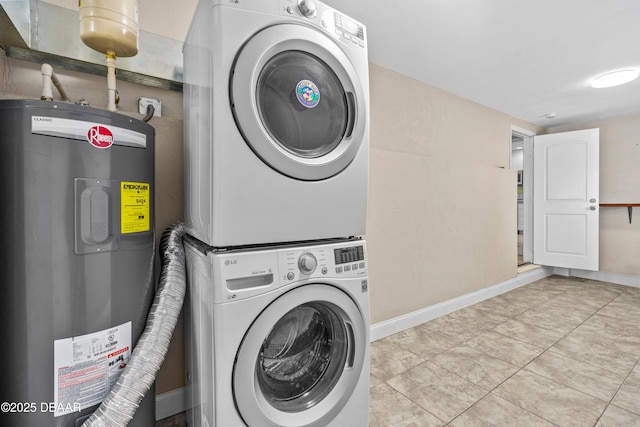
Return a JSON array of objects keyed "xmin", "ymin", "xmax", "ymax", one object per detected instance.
[{"xmin": 121, "ymin": 182, "xmax": 150, "ymax": 234}]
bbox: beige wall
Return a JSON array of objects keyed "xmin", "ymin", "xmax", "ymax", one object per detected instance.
[
  {"xmin": 365, "ymin": 64, "xmax": 543, "ymax": 323},
  {"xmin": 549, "ymin": 116, "xmax": 640, "ymax": 277}
]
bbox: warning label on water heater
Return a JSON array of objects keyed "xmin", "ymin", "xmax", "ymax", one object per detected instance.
[
  {"xmin": 53, "ymin": 322, "xmax": 132, "ymax": 417},
  {"xmin": 121, "ymin": 181, "xmax": 150, "ymax": 234}
]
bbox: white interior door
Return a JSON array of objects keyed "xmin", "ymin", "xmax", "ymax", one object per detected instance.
[{"xmin": 533, "ymin": 128, "xmax": 599, "ymax": 271}]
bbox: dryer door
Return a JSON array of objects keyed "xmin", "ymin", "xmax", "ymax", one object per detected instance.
[
  {"xmin": 231, "ymin": 24, "xmax": 367, "ymax": 181},
  {"xmin": 233, "ymin": 284, "xmax": 367, "ymax": 427}
]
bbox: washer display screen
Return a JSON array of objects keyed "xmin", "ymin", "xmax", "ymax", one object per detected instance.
[{"xmin": 333, "ymin": 246, "xmax": 364, "ymax": 265}]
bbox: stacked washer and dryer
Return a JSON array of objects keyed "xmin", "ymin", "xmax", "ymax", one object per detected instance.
[{"xmin": 182, "ymin": 0, "xmax": 370, "ymax": 425}]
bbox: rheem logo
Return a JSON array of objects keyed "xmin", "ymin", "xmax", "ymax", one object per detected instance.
[{"xmin": 87, "ymin": 125, "xmax": 114, "ymax": 149}]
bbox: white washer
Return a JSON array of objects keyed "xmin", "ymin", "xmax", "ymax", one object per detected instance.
[
  {"xmin": 184, "ymin": 238, "xmax": 370, "ymax": 427},
  {"xmin": 183, "ymin": 0, "xmax": 370, "ymax": 247}
]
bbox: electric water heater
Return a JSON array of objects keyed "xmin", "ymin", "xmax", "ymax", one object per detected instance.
[{"xmin": 0, "ymin": 100, "xmax": 156, "ymax": 427}]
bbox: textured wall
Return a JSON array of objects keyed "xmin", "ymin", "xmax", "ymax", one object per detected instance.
[{"xmin": 364, "ymin": 64, "xmax": 543, "ymax": 324}]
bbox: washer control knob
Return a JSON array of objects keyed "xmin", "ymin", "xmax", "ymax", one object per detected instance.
[
  {"xmin": 297, "ymin": 0, "xmax": 317, "ymax": 18},
  {"xmin": 298, "ymin": 253, "xmax": 318, "ymax": 274}
]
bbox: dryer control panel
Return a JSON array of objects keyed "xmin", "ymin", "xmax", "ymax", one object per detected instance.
[{"xmin": 278, "ymin": 0, "xmax": 367, "ymax": 51}]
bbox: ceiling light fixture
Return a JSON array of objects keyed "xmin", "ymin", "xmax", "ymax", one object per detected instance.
[{"xmin": 591, "ymin": 69, "xmax": 639, "ymax": 88}]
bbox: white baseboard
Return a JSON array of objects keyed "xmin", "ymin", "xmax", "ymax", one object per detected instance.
[
  {"xmin": 369, "ymin": 266, "xmax": 554, "ymax": 342},
  {"xmin": 156, "ymin": 387, "xmax": 186, "ymax": 421},
  {"xmin": 556, "ymin": 268, "xmax": 640, "ymax": 289}
]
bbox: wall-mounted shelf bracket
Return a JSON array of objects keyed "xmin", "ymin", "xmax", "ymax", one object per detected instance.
[{"xmin": 599, "ymin": 204, "xmax": 640, "ymax": 224}]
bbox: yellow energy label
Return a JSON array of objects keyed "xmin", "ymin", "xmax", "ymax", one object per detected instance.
[{"xmin": 121, "ymin": 182, "xmax": 150, "ymax": 234}]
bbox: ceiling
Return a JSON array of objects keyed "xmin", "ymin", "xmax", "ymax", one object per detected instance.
[{"xmin": 322, "ymin": 0, "xmax": 640, "ymax": 129}]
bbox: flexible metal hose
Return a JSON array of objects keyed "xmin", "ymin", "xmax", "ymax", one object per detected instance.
[{"xmin": 83, "ymin": 222, "xmax": 186, "ymax": 427}]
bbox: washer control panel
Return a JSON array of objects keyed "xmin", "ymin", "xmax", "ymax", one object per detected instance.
[
  {"xmin": 278, "ymin": 240, "xmax": 367, "ymax": 284},
  {"xmin": 209, "ymin": 240, "xmax": 367, "ymax": 302}
]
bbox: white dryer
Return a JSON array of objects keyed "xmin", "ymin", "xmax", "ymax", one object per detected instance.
[
  {"xmin": 184, "ymin": 238, "xmax": 370, "ymax": 426},
  {"xmin": 183, "ymin": 0, "xmax": 370, "ymax": 247}
]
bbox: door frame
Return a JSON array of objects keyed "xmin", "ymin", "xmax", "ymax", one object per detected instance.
[{"xmin": 511, "ymin": 125, "xmax": 536, "ymax": 265}]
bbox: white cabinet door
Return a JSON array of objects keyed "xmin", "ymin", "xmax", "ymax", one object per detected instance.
[{"xmin": 533, "ymin": 129, "xmax": 599, "ymax": 271}]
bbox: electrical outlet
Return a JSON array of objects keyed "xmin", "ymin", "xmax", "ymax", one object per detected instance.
[{"xmin": 138, "ymin": 97, "xmax": 162, "ymax": 117}]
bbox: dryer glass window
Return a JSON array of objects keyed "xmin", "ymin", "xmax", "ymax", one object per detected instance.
[
  {"xmin": 257, "ymin": 302, "xmax": 348, "ymax": 412},
  {"xmin": 257, "ymin": 51, "xmax": 348, "ymax": 158}
]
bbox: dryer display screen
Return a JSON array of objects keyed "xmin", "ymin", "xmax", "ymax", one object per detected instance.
[
  {"xmin": 334, "ymin": 246, "xmax": 364, "ymax": 265},
  {"xmin": 334, "ymin": 13, "xmax": 364, "ymax": 41}
]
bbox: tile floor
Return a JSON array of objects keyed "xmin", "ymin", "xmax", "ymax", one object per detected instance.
[
  {"xmin": 369, "ymin": 275, "xmax": 640, "ymax": 426},
  {"xmin": 157, "ymin": 275, "xmax": 640, "ymax": 426}
]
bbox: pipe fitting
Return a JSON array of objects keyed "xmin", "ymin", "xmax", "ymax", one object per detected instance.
[
  {"xmin": 40, "ymin": 64, "xmax": 54, "ymax": 101},
  {"xmin": 40, "ymin": 63, "xmax": 70, "ymax": 102}
]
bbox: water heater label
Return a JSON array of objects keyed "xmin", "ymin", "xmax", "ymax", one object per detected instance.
[
  {"xmin": 32, "ymin": 116, "xmax": 147, "ymax": 148},
  {"xmin": 121, "ymin": 181, "xmax": 150, "ymax": 233},
  {"xmin": 53, "ymin": 321, "xmax": 132, "ymax": 417}
]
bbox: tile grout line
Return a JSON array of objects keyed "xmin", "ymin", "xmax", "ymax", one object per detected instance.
[
  {"xmin": 422, "ymin": 287, "xmax": 562, "ymax": 425},
  {"xmin": 370, "ymin": 278, "xmax": 639, "ymax": 426},
  {"xmin": 450, "ymin": 284, "xmax": 625, "ymax": 426},
  {"xmin": 436, "ymin": 285, "xmax": 573, "ymax": 425},
  {"xmin": 502, "ymin": 285, "xmax": 640, "ymax": 425},
  {"xmin": 438, "ymin": 285, "xmax": 562, "ymax": 425},
  {"xmin": 376, "ymin": 359, "xmax": 450, "ymax": 426},
  {"xmin": 593, "ymin": 357, "xmax": 640, "ymax": 425}
]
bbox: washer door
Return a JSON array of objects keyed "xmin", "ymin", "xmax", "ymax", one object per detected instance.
[
  {"xmin": 231, "ymin": 24, "xmax": 367, "ymax": 181},
  {"xmin": 233, "ymin": 284, "xmax": 366, "ymax": 427}
]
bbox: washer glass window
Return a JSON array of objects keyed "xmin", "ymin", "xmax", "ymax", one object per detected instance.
[
  {"xmin": 257, "ymin": 302, "xmax": 348, "ymax": 412},
  {"xmin": 256, "ymin": 50, "xmax": 348, "ymax": 158}
]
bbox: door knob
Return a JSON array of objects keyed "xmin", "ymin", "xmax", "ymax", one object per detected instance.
[
  {"xmin": 590, "ymin": 198, "xmax": 597, "ymax": 203},
  {"xmin": 590, "ymin": 205, "xmax": 597, "ymax": 211}
]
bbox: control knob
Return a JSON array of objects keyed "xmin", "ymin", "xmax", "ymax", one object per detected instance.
[
  {"xmin": 298, "ymin": 253, "xmax": 318, "ymax": 274},
  {"xmin": 297, "ymin": 0, "xmax": 317, "ymax": 18}
]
